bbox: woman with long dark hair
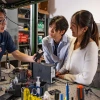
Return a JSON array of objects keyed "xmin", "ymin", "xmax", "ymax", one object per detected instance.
[{"xmin": 56, "ymin": 10, "xmax": 99, "ymax": 85}]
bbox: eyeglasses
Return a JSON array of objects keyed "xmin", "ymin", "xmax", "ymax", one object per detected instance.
[{"xmin": 0, "ymin": 18, "xmax": 6, "ymax": 24}]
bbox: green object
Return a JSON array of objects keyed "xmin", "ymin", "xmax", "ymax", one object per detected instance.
[
  {"xmin": 38, "ymin": 21, "xmax": 44, "ymax": 31},
  {"xmin": 38, "ymin": 36, "xmax": 42, "ymax": 44}
]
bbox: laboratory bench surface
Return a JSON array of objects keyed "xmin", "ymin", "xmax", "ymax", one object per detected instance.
[{"xmin": 0, "ymin": 72, "xmax": 100, "ymax": 100}]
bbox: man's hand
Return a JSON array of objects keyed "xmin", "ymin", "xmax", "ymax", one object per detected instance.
[{"xmin": 33, "ymin": 53, "xmax": 43, "ymax": 63}]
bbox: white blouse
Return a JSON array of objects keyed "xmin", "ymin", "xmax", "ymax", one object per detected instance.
[{"xmin": 59, "ymin": 38, "xmax": 98, "ymax": 85}]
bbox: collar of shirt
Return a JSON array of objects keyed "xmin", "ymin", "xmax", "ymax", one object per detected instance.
[{"xmin": 48, "ymin": 34, "xmax": 69, "ymax": 46}]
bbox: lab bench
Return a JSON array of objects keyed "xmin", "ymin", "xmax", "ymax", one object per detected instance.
[{"xmin": 0, "ymin": 71, "xmax": 100, "ymax": 100}]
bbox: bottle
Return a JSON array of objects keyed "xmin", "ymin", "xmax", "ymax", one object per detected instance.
[
  {"xmin": 41, "ymin": 22, "xmax": 44, "ymax": 31},
  {"xmin": 36, "ymin": 76, "xmax": 41, "ymax": 95},
  {"xmin": 24, "ymin": 47, "xmax": 28, "ymax": 55},
  {"xmin": 13, "ymin": 76, "xmax": 18, "ymax": 84}
]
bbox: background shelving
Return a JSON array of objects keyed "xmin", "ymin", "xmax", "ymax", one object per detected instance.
[
  {"xmin": 37, "ymin": 12, "xmax": 47, "ymax": 51},
  {"xmin": 18, "ymin": 6, "xmax": 30, "ymax": 54}
]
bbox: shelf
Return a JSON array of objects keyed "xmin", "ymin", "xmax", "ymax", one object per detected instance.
[
  {"xmin": 18, "ymin": 8, "xmax": 30, "ymax": 11},
  {"xmin": 38, "ymin": 19, "xmax": 45, "ymax": 21},
  {"xmin": 38, "ymin": 31, "xmax": 45, "ymax": 33},
  {"xmin": 38, "ymin": 9, "xmax": 49, "ymax": 15},
  {"xmin": 38, "ymin": 33, "xmax": 45, "ymax": 35},
  {"xmin": 38, "ymin": 43, "xmax": 42, "ymax": 45},
  {"xmin": 18, "ymin": 17, "xmax": 30, "ymax": 24},
  {"xmin": 18, "ymin": 8, "xmax": 30, "ymax": 15},
  {"xmin": 19, "ymin": 29, "xmax": 30, "ymax": 33},
  {"xmin": 18, "ymin": 17, "xmax": 30, "ymax": 20},
  {"xmin": 19, "ymin": 44, "xmax": 29, "ymax": 47}
]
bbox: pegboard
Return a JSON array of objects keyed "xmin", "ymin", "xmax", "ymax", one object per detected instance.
[{"xmin": 48, "ymin": 82, "xmax": 100, "ymax": 100}]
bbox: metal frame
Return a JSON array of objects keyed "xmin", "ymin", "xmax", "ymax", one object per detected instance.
[
  {"xmin": 0, "ymin": 0, "xmax": 47, "ymax": 9},
  {"xmin": 30, "ymin": 4, "xmax": 38, "ymax": 54}
]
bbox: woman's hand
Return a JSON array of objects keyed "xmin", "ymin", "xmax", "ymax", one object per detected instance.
[
  {"xmin": 56, "ymin": 71, "xmax": 64, "ymax": 79},
  {"xmin": 58, "ymin": 74, "xmax": 64, "ymax": 79},
  {"xmin": 56, "ymin": 71, "xmax": 61, "ymax": 76}
]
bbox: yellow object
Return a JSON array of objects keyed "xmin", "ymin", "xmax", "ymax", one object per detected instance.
[
  {"xmin": 28, "ymin": 94, "xmax": 36, "ymax": 100},
  {"xmin": 64, "ymin": 97, "xmax": 66, "ymax": 100},
  {"xmin": 24, "ymin": 28, "xmax": 28, "ymax": 31},
  {"xmin": 23, "ymin": 88, "xmax": 30, "ymax": 100},
  {"xmin": 28, "ymin": 94, "xmax": 42, "ymax": 100}
]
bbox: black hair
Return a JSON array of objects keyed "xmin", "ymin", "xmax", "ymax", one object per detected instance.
[
  {"xmin": 0, "ymin": 8, "xmax": 6, "ymax": 15},
  {"xmin": 49, "ymin": 15, "xmax": 69, "ymax": 34},
  {"xmin": 72, "ymin": 10, "xmax": 99, "ymax": 49}
]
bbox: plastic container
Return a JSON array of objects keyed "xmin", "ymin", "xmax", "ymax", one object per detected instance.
[{"xmin": 36, "ymin": 76, "xmax": 41, "ymax": 95}]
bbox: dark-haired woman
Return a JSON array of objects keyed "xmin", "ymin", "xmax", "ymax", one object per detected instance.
[{"xmin": 56, "ymin": 10, "xmax": 99, "ymax": 85}]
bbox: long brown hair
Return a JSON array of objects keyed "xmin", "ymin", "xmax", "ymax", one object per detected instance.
[{"xmin": 72, "ymin": 10, "xmax": 99, "ymax": 49}]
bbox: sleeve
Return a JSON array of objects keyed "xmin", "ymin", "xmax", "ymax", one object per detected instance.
[
  {"xmin": 56, "ymin": 61, "xmax": 64, "ymax": 71},
  {"xmin": 58, "ymin": 41, "xmax": 71, "ymax": 73},
  {"xmin": 42, "ymin": 38, "xmax": 54, "ymax": 63},
  {"xmin": 6, "ymin": 32, "xmax": 17, "ymax": 53},
  {"xmin": 59, "ymin": 58, "xmax": 68, "ymax": 73},
  {"xmin": 74, "ymin": 43, "xmax": 98, "ymax": 85}
]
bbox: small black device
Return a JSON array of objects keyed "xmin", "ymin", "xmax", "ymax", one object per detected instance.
[
  {"xmin": 48, "ymin": 89, "xmax": 61, "ymax": 95},
  {"xmin": 34, "ymin": 52, "xmax": 44, "ymax": 62}
]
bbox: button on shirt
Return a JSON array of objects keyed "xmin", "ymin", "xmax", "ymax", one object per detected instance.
[
  {"xmin": 0, "ymin": 31, "xmax": 17, "ymax": 61},
  {"xmin": 42, "ymin": 34, "xmax": 70, "ymax": 71}
]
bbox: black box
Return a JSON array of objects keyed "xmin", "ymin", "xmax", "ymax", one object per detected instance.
[{"xmin": 32, "ymin": 62, "xmax": 55, "ymax": 83}]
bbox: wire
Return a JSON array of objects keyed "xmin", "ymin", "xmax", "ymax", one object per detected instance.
[
  {"xmin": 90, "ymin": 88, "xmax": 100, "ymax": 99},
  {"xmin": 84, "ymin": 87, "xmax": 100, "ymax": 99},
  {"xmin": 6, "ymin": 16, "xmax": 23, "ymax": 27}
]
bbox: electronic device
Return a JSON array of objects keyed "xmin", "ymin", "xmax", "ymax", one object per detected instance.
[
  {"xmin": 32, "ymin": 62, "xmax": 55, "ymax": 83},
  {"xmin": 34, "ymin": 52, "xmax": 44, "ymax": 62},
  {"xmin": 48, "ymin": 89, "xmax": 61, "ymax": 95}
]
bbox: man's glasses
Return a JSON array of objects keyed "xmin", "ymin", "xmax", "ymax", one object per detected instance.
[{"xmin": 0, "ymin": 18, "xmax": 7, "ymax": 24}]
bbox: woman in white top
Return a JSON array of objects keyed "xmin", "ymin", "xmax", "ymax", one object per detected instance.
[{"xmin": 56, "ymin": 10, "xmax": 99, "ymax": 85}]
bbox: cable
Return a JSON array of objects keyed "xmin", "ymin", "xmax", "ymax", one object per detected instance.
[
  {"xmin": 84, "ymin": 87, "xmax": 100, "ymax": 99},
  {"xmin": 89, "ymin": 88, "xmax": 100, "ymax": 99},
  {"xmin": 6, "ymin": 16, "xmax": 23, "ymax": 27}
]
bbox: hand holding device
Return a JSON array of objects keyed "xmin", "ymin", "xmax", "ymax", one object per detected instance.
[{"xmin": 34, "ymin": 52, "xmax": 44, "ymax": 62}]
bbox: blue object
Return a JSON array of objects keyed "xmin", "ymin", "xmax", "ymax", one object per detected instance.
[
  {"xmin": 66, "ymin": 82, "xmax": 69, "ymax": 100},
  {"xmin": 60, "ymin": 93, "xmax": 63, "ymax": 100},
  {"xmin": 29, "ymin": 84, "xmax": 42, "ymax": 96}
]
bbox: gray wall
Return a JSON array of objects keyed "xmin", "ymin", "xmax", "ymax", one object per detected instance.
[{"xmin": 6, "ymin": 9, "xmax": 18, "ymax": 48}]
